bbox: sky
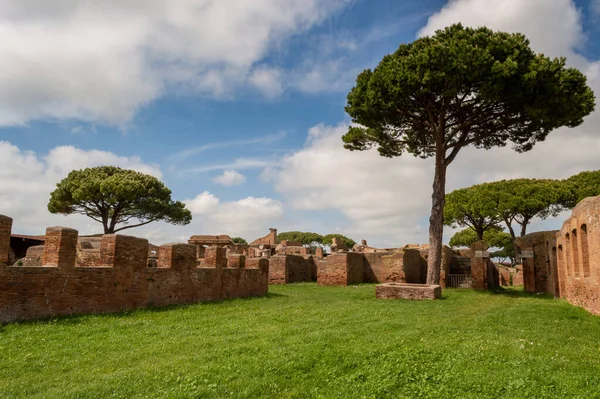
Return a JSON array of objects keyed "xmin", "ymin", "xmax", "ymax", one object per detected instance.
[{"xmin": 0, "ymin": 0, "xmax": 599, "ymax": 247}]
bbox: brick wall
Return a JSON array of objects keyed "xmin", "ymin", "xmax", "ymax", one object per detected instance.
[
  {"xmin": 556, "ymin": 196, "xmax": 600, "ymax": 316},
  {"xmin": 470, "ymin": 241, "xmax": 489, "ymax": 290},
  {"xmin": 317, "ymin": 252, "xmax": 363, "ymax": 285},
  {"xmin": 0, "ymin": 215, "xmax": 13, "ymax": 265},
  {"xmin": 0, "ymin": 224, "xmax": 269, "ymax": 324},
  {"xmin": 515, "ymin": 231, "xmax": 559, "ymax": 295},
  {"xmin": 268, "ymin": 254, "xmax": 316, "ymax": 284}
]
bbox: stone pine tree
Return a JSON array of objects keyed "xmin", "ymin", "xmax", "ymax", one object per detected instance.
[
  {"xmin": 276, "ymin": 231, "xmax": 323, "ymax": 247},
  {"xmin": 48, "ymin": 166, "xmax": 192, "ymax": 234},
  {"xmin": 565, "ymin": 170, "xmax": 600, "ymax": 205},
  {"xmin": 342, "ymin": 24, "xmax": 595, "ymax": 284},
  {"xmin": 321, "ymin": 234, "xmax": 356, "ymax": 249},
  {"xmin": 489, "ymin": 179, "xmax": 572, "ymax": 239},
  {"xmin": 444, "ymin": 184, "xmax": 503, "ymax": 240}
]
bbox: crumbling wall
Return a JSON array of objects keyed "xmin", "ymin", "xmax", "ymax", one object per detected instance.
[
  {"xmin": 556, "ymin": 197, "xmax": 600, "ymax": 316},
  {"xmin": 0, "ymin": 217, "xmax": 269, "ymax": 324},
  {"xmin": 317, "ymin": 252, "xmax": 363, "ymax": 286},
  {"xmin": 268, "ymin": 254, "xmax": 315, "ymax": 284},
  {"xmin": 361, "ymin": 250, "xmax": 424, "ymax": 284},
  {"xmin": 250, "ymin": 228, "xmax": 277, "ymax": 246},
  {"xmin": 515, "ymin": 231, "xmax": 559, "ymax": 295}
]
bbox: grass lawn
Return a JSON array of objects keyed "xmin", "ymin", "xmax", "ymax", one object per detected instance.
[{"xmin": 1, "ymin": 284, "xmax": 599, "ymax": 398}]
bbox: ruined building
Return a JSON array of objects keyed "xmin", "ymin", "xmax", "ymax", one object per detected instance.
[{"xmin": 0, "ymin": 214, "xmax": 269, "ymax": 324}]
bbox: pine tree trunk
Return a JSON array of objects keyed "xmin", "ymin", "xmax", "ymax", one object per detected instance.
[{"xmin": 427, "ymin": 153, "xmax": 447, "ymax": 285}]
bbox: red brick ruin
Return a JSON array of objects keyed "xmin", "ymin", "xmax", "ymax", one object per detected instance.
[
  {"xmin": 4, "ymin": 192, "xmax": 600, "ymax": 321},
  {"xmin": 0, "ymin": 214, "xmax": 268, "ymax": 324}
]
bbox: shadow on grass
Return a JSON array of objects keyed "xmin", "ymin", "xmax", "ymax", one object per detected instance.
[
  {"xmin": 484, "ymin": 285, "xmax": 555, "ymax": 300},
  {"xmin": 1, "ymin": 292, "xmax": 285, "ymax": 328}
]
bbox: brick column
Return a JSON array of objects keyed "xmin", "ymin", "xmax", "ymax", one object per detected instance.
[
  {"xmin": 158, "ymin": 243, "xmax": 196, "ymax": 270},
  {"xmin": 42, "ymin": 227, "xmax": 78, "ymax": 268},
  {"xmin": 227, "ymin": 254, "xmax": 246, "ymax": 269},
  {"xmin": 470, "ymin": 240, "xmax": 490, "ymax": 290},
  {"xmin": 204, "ymin": 246, "xmax": 227, "ymax": 269},
  {"xmin": 0, "ymin": 215, "xmax": 13, "ymax": 265}
]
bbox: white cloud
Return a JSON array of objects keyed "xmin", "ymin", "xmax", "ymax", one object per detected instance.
[
  {"xmin": 168, "ymin": 131, "xmax": 286, "ymax": 163},
  {"xmin": 0, "ymin": 141, "xmax": 283, "ymax": 245},
  {"xmin": 183, "ymin": 192, "xmax": 284, "ymax": 240},
  {"xmin": 0, "ymin": 0, "xmax": 350, "ymax": 126},
  {"xmin": 182, "ymin": 158, "xmax": 272, "ymax": 174},
  {"xmin": 212, "ymin": 170, "xmax": 247, "ymax": 186},
  {"xmin": 592, "ymin": 0, "xmax": 600, "ymax": 15},
  {"xmin": 184, "ymin": 191, "xmax": 220, "ymax": 215},
  {"xmin": 248, "ymin": 66, "xmax": 284, "ymax": 98},
  {"xmin": 0, "ymin": 141, "xmax": 163, "ymax": 236}
]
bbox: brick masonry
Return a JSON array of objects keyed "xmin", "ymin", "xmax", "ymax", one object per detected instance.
[
  {"xmin": 555, "ymin": 197, "xmax": 600, "ymax": 316},
  {"xmin": 0, "ymin": 215, "xmax": 13, "ymax": 265},
  {"xmin": 375, "ymin": 283, "xmax": 441, "ymax": 300},
  {"xmin": 317, "ymin": 252, "xmax": 364, "ymax": 285},
  {"xmin": 269, "ymin": 254, "xmax": 316, "ymax": 284},
  {"xmin": 469, "ymin": 241, "xmax": 499, "ymax": 290},
  {"xmin": 515, "ymin": 231, "xmax": 559, "ymax": 295},
  {"xmin": 0, "ymin": 216, "xmax": 269, "ymax": 324}
]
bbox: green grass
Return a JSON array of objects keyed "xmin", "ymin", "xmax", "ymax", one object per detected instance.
[{"xmin": 1, "ymin": 284, "xmax": 600, "ymax": 398}]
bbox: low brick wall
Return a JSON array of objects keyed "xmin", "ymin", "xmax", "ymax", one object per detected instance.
[
  {"xmin": 0, "ymin": 224, "xmax": 269, "ymax": 324},
  {"xmin": 375, "ymin": 283, "xmax": 441, "ymax": 300}
]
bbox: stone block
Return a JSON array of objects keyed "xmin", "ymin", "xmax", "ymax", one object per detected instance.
[{"xmin": 375, "ymin": 283, "xmax": 441, "ymax": 300}]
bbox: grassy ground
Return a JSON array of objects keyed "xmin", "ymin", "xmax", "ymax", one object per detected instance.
[{"xmin": 1, "ymin": 284, "xmax": 599, "ymax": 399}]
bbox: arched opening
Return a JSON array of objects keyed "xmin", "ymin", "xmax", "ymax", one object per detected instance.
[
  {"xmin": 571, "ymin": 229, "xmax": 580, "ymax": 277},
  {"xmin": 581, "ymin": 224, "xmax": 590, "ymax": 277}
]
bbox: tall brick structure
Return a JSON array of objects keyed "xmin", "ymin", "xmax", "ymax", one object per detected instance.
[
  {"xmin": 469, "ymin": 241, "xmax": 498, "ymax": 290},
  {"xmin": 515, "ymin": 231, "xmax": 559, "ymax": 295},
  {"xmin": 0, "ymin": 215, "xmax": 13, "ymax": 265},
  {"xmin": 0, "ymin": 215, "xmax": 269, "ymax": 324},
  {"xmin": 556, "ymin": 196, "xmax": 600, "ymax": 316}
]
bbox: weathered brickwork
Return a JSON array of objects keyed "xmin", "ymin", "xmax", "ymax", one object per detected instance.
[
  {"xmin": 469, "ymin": 241, "xmax": 499, "ymax": 290},
  {"xmin": 515, "ymin": 231, "xmax": 559, "ymax": 295},
  {"xmin": 317, "ymin": 252, "xmax": 363, "ymax": 285},
  {"xmin": 556, "ymin": 197, "xmax": 600, "ymax": 316},
  {"xmin": 376, "ymin": 283, "xmax": 441, "ymax": 300},
  {"xmin": 0, "ymin": 217, "xmax": 269, "ymax": 324},
  {"xmin": 362, "ymin": 249, "xmax": 424, "ymax": 284},
  {"xmin": 269, "ymin": 254, "xmax": 316, "ymax": 284},
  {"xmin": 0, "ymin": 215, "xmax": 13, "ymax": 265}
]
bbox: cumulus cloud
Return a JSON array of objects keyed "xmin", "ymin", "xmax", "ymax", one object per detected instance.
[
  {"xmin": 0, "ymin": 0, "xmax": 350, "ymax": 126},
  {"xmin": 212, "ymin": 170, "xmax": 247, "ymax": 186},
  {"xmin": 0, "ymin": 141, "xmax": 162, "ymax": 235},
  {"xmin": 0, "ymin": 141, "xmax": 284, "ymax": 245},
  {"xmin": 183, "ymin": 192, "xmax": 284, "ymax": 239}
]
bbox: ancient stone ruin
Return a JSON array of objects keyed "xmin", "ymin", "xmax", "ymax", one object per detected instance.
[{"xmin": 0, "ymin": 214, "xmax": 269, "ymax": 324}]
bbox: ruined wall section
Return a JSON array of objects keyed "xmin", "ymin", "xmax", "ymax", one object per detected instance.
[
  {"xmin": 0, "ymin": 215, "xmax": 13, "ymax": 265},
  {"xmin": 515, "ymin": 231, "xmax": 559, "ymax": 295},
  {"xmin": 556, "ymin": 197, "xmax": 600, "ymax": 316},
  {"xmin": 0, "ymin": 218, "xmax": 269, "ymax": 324},
  {"xmin": 269, "ymin": 254, "xmax": 316, "ymax": 284}
]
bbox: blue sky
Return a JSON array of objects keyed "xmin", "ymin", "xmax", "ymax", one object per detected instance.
[{"xmin": 1, "ymin": 0, "xmax": 599, "ymax": 246}]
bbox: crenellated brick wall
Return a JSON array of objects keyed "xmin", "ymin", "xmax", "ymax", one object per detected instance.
[
  {"xmin": 0, "ymin": 216, "xmax": 269, "ymax": 324},
  {"xmin": 556, "ymin": 197, "xmax": 600, "ymax": 316}
]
